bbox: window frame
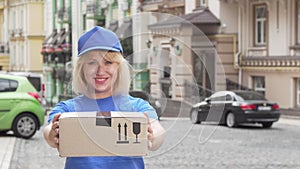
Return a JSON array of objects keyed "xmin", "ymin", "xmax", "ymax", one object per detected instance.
[
  {"xmin": 297, "ymin": 0, "xmax": 300, "ymax": 44},
  {"xmin": 0, "ymin": 78, "xmax": 18, "ymax": 92},
  {"xmin": 254, "ymin": 4, "xmax": 267, "ymax": 46},
  {"xmin": 200, "ymin": 0, "xmax": 207, "ymax": 7},
  {"xmin": 297, "ymin": 79, "xmax": 300, "ymax": 106},
  {"xmin": 252, "ymin": 76, "xmax": 265, "ymax": 96}
]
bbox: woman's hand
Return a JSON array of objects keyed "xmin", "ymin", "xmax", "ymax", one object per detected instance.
[
  {"xmin": 43, "ymin": 114, "xmax": 61, "ymax": 149},
  {"xmin": 145, "ymin": 113, "xmax": 165, "ymax": 151}
]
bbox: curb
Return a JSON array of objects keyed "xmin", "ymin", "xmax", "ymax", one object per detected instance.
[
  {"xmin": 280, "ymin": 115, "xmax": 300, "ymax": 120},
  {"xmin": 0, "ymin": 137, "xmax": 16, "ymax": 169}
]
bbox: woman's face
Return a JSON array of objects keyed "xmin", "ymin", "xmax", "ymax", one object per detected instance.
[{"xmin": 83, "ymin": 51, "xmax": 119, "ymax": 98}]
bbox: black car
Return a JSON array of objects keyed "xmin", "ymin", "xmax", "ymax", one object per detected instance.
[
  {"xmin": 129, "ymin": 90, "xmax": 162, "ymax": 120},
  {"xmin": 190, "ymin": 90, "xmax": 280, "ymax": 128}
]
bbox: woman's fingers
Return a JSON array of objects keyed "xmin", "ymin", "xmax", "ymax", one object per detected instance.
[
  {"xmin": 144, "ymin": 112, "xmax": 155, "ymax": 149},
  {"xmin": 51, "ymin": 114, "xmax": 61, "ymax": 148},
  {"xmin": 52, "ymin": 114, "xmax": 61, "ymax": 123}
]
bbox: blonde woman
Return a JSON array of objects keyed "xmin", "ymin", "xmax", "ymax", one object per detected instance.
[{"xmin": 43, "ymin": 26, "xmax": 165, "ymax": 169}]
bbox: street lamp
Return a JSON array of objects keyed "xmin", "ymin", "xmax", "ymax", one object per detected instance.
[
  {"xmin": 146, "ymin": 39, "xmax": 152, "ymax": 48},
  {"xmin": 169, "ymin": 37, "xmax": 176, "ymax": 47}
]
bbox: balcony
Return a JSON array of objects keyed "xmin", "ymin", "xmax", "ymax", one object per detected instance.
[
  {"xmin": 141, "ymin": 0, "xmax": 184, "ymax": 12},
  {"xmin": 240, "ymin": 55, "xmax": 300, "ymax": 67}
]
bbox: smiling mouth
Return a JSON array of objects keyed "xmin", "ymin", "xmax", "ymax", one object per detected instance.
[
  {"xmin": 95, "ymin": 78, "xmax": 107, "ymax": 82},
  {"xmin": 94, "ymin": 77, "xmax": 109, "ymax": 84}
]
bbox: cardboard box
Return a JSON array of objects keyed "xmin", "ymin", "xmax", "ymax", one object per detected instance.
[{"xmin": 59, "ymin": 111, "xmax": 148, "ymax": 157}]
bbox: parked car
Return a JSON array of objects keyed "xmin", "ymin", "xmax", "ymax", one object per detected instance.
[
  {"xmin": 0, "ymin": 74, "xmax": 45, "ymax": 139},
  {"xmin": 129, "ymin": 90, "xmax": 162, "ymax": 120},
  {"xmin": 4, "ymin": 71, "xmax": 46, "ymax": 107},
  {"xmin": 190, "ymin": 90, "xmax": 280, "ymax": 128}
]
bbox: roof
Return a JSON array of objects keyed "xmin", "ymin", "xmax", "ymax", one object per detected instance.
[{"xmin": 148, "ymin": 7, "xmax": 220, "ymax": 29}]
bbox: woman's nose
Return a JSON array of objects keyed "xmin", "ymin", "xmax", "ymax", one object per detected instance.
[
  {"xmin": 96, "ymin": 63, "xmax": 106, "ymax": 74},
  {"xmin": 96, "ymin": 66, "xmax": 103, "ymax": 74}
]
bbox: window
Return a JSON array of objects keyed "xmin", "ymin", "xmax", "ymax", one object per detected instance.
[
  {"xmin": 225, "ymin": 94, "xmax": 233, "ymax": 101},
  {"xmin": 297, "ymin": 1, "xmax": 300, "ymax": 44},
  {"xmin": 297, "ymin": 79, "xmax": 300, "ymax": 106},
  {"xmin": 10, "ymin": 80, "xmax": 18, "ymax": 91},
  {"xmin": 0, "ymin": 79, "xmax": 10, "ymax": 92},
  {"xmin": 211, "ymin": 95, "xmax": 226, "ymax": 102},
  {"xmin": 200, "ymin": 0, "xmax": 207, "ymax": 6},
  {"xmin": 236, "ymin": 91, "xmax": 266, "ymax": 101},
  {"xmin": 252, "ymin": 76, "xmax": 265, "ymax": 96},
  {"xmin": 0, "ymin": 79, "xmax": 18, "ymax": 92},
  {"xmin": 196, "ymin": 0, "xmax": 207, "ymax": 7},
  {"xmin": 20, "ymin": 45, "xmax": 25, "ymax": 67},
  {"xmin": 10, "ymin": 45, "xmax": 16, "ymax": 68},
  {"xmin": 21, "ymin": 9, "xmax": 24, "ymax": 29},
  {"xmin": 255, "ymin": 5, "xmax": 267, "ymax": 46}
]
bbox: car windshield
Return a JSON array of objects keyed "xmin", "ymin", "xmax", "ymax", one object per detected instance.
[{"xmin": 235, "ymin": 91, "xmax": 266, "ymax": 101}]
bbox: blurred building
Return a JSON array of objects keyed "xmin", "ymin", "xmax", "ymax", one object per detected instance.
[
  {"xmin": 141, "ymin": 0, "xmax": 300, "ymax": 110},
  {"xmin": 0, "ymin": 0, "xmax": 44, "ymax": 73},
  {"xmin": 229, "ymin": 0, "xmax": 300, "ymax": 109},
  {"xmin": 39, "ymin": 0, "xmax": 300, "ymax": 110}
]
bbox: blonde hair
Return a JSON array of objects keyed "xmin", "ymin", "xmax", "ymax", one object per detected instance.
[{"xmin": 72, "ymin": 50, "xmax": 131, "ymax": 96}]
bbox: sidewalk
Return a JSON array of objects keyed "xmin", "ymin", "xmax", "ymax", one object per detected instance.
[
  {"xmin": 0, "ymin": 135, "xmax": 15, "ymax": 169},
  {"xmin": 280, "ymin": 108, "xmax": 300, "ymax": 119}
]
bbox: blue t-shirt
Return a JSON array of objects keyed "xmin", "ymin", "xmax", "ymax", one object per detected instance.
[{"xmin": 48, "ymin": 95, "xmax": 158, "ymax": 169}]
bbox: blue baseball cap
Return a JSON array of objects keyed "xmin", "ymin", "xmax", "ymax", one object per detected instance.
[{"xmin": 77, "ymin": 26, "xmax": 123, "ymax": 57}]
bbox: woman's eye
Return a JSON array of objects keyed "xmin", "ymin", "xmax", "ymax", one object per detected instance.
[
  {"xmin": 105, "ymin": 61, "xmax": 113, "ymax": 65},
  {"xmin": 87, "ymin": 61, "xmax": 97, "ymax": 65}
]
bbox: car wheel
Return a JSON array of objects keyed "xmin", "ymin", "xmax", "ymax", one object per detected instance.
[
  {"xmin": 190, "ymin": 108, "xmax": 200, "ymax": 124},
  {"xmin": 226, "ymin": 112, "xmax": 237, "ymax": 128},
  {"xmin": 262, "ymin": 122, "xmax": 273, "ymax": 128},
  {"xmin": 13, "ymin": 113, "xmax": 38, "ymax": 139}
]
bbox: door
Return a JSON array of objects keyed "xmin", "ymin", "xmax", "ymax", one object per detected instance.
[
  {"xmin": 206, "ymin": 94, "xmax": 227, "ymax": 123},
  {"xmin": 0, "ymin": 78, "xmax": 19, "ymax": 120}
]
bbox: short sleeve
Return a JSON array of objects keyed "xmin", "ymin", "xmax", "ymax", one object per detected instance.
[
  {"xmin": 129, "ymin": 96, "xmax": 158, "ymax": 120},
  {"xmin": 47, "ymin": 100, "xmax": 74, "ymax": 123}
]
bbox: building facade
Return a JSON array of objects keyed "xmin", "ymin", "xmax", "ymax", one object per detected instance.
[
  {"xmin": 142, "ymin": 0, "xmax": 237, "ymax": 104},
  {"xmin": 0, "ymin": 0, "xmax": 44, "ymax": 73},
  {"xmin": 40, "ymin": 0, "xmax": 300, "ymax": 110},
  {"xmin": 235, "ymin": 0, "xmax": 300, "ymax": 109},
  {"xmin": 141, "ymin": 0, "xmax": 300, "ymax": 110}
]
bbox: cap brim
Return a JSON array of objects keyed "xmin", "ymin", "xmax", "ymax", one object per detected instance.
[{"xmin": 78, "ymin": 47, "xmax": 121, "ymax": 57}]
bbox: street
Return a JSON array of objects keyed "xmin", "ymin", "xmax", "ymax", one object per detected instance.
[{"xmin": 4, "ymin": 117, "xmax": 300, "ymax": 169}]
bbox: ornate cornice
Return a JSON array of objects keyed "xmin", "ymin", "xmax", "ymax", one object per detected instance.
[{"xmin": 241, "ymin": 55, "xmax": 300, "ymax": 68}]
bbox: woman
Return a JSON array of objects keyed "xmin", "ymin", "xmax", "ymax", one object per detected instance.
[{"xmin": 43, "ymin": 26, "xmax": 165, "ymax": 169}]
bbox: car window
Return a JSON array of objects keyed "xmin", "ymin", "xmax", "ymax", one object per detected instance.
[
  {"xmin": 211, "ymin": 95, "xmax": 226, "ymax": 102},
  {"xmin": 225, "ymin": 94, "xmax": 233, "ymax": 101},
  {"xmin": 10, "ymin": 80, "xmax": 18, "ymax": 91},
  {"xmin": 6, "ymin": 72, "xmax": 42, "ymax": 92},
  {"xmin": 26, "ymin": 76, "xmax": 41, "ymax": 91},
  {"xmin": 235, "ymin": 91, "xmax": 266, "ymax": 101},
  {"xmin": 0, "ymin": 78, "xmax": 18, "ymax": 92}
]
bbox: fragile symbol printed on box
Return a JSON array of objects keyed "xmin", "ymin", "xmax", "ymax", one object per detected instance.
[{"xmin": 116, "ymin": 122, "xmax": 141, "ymax": 144}]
